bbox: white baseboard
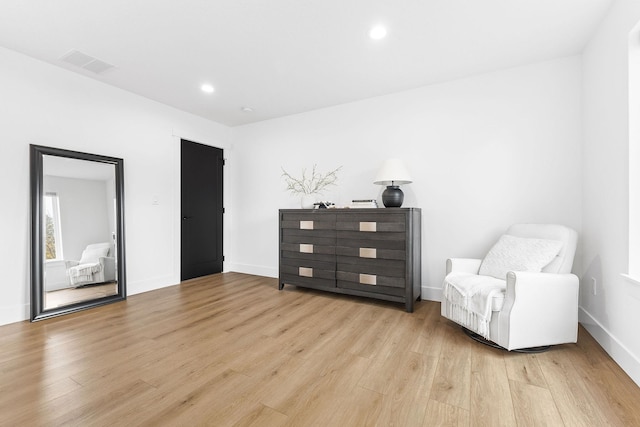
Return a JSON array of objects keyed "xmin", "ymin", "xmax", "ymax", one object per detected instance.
[
  {"xmin": 579, "ymin": 306, "xmax": 640, "ymax": 387},
  {"xmin": 421, "ymin": 285, "xmax": 442, "ymax": 302},
  {"xmin": 226, "ymin": 263, "xmax": 278, "ymax": 278}
]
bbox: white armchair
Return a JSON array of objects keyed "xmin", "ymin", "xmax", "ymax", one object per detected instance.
[
  {"xmin": 67, "ymin": 242, "xmax": 116, "ymax": 287},
  {"xmin": 441, "ymin": 224, "xmax": 578, "ymax": 351}
]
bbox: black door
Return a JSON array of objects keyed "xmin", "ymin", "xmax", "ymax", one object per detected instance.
[{"xmin": 181, "ymin": 139, "xmax": 224, "ymax": 280}]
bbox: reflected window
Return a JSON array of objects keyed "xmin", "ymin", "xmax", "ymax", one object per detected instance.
[{"xmin": 44, "ymin": 192, "xmax": 63, "ymax": 260}]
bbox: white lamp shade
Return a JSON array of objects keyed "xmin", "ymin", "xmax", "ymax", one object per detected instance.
[{"xmin": 373, "ymin": 159, "xmax": 413, "ymax": 185}]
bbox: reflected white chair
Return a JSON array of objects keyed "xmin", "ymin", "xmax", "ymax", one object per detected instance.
[
  {"xmin": 441, "ymin": 224, "xmax": 578, "ymax": 351},
  {"xmin": 67, "ymin": 242, "xmax": 116, "ymax": 287}
]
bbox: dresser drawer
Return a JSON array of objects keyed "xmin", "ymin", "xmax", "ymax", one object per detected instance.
[
  {"xmin": 280, "ymin": 256, "xmax": 336, "ymax": 289},
  {"xmin": 281, "ymin": 242, "xmax": 336, "ymax": 255},
  {"xmin": 334, "ymin": 245, "xmax": 405, "ymax": 260},
  {"xmin": 336, "ymin": 212, "xmax": 405, "ymax": 232},
  {"xmin": 336, "ymin": 271, "xmax": 405, "ymax": 294},
  {"xmin": 281, "ymin": 212, "xmax": 336, "ymax": 231},
  {"xmin": 280, "ymin": 254, "xmax": 336, "ymax": 289},
  {"xmin": 336, "ymin": 212, "xmax": 406, "ymax": 246},
  {"xmin": 280, "ymin": 273, "xmax": 336, "ymax": 290},
  {"xmin": 280, "ymin": 266, "xmax": 335, "ymax": 281}
]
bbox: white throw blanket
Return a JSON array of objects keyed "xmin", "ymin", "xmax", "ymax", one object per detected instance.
[
  {"xmin": 68, "ymin": 262, "xmax": 103, "ymax": 286},
  {"xmin": 442, "ymin": 272, "xmax": 506, "ymax": 340}
]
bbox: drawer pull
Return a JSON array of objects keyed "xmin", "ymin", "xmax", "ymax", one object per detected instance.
[
  {"xmin": 359, "ymin": 274, "xmax": 377, "ymax": 285},
  {"xmin": 359, "ymin": 248, "xmax": 377, "ymax": 258},
  {"xmin": 300, "ymin": 220, "xmax": 314, "ymax": 230},
  {"xmin": 299, "ymin": 244, "xmax": 314, "ymax": 253},
  {"xmin": 299, "ymin": 267, "xmax": 313, "ymax": 277},
  {"xmin": 359, "ymin": 221, "xmax": 377, "ymax": 232}
]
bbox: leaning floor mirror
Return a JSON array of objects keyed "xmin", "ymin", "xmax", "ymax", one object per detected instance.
[{"xmin": 30, "ymin": 145, "xmax": 126, "ymax": 321}]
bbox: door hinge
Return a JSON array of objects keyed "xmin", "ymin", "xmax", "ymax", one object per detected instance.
[
  {"xmin": 222, "ymin": 158, "xmax": 226, "ymax": 166},
  {"xmin": 222, "ymin": 207, "xmax": 225, "ymax": 214},
  {"xmin": 222, "ymin": 256, "xmax": 225, "ymax": 261}
]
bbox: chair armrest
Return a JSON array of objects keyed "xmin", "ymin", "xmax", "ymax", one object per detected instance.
[
  {"xmin": 99, "ymin": 257, "xmax": 116, "ymax": 281},
  {"xmin": 505, "ymin": 271, "xmax": 578, "ymax": 302},
  {"xmin": 99, "ymin": 256, "xmax": 115, "ymax": 267},
  {"xmin": 446, "ymin": 258, "xmax": 482, "ymax": 275},
  {"xmin": 65, "ymin": 260, "xmax": 79, "ymax": 268},
  {"xmin": 45, "ymin": 259, "xmax": 67, "ymax": 267},
  {"xmin": 499, "ymin": 271, "xmax": 579, "ymax": 350}
]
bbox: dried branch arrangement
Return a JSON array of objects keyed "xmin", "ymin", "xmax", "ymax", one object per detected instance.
[{"xmin": 281, "ymin": 164, "xmax": 342, "ymax": 195}]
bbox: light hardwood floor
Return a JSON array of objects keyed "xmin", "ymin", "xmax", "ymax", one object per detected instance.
[{"xmin": 1, "ymin": 272, "xmax": 639, "ymax": 426}]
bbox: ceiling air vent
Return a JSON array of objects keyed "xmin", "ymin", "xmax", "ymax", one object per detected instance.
[{"xmin": 59, "ymin": 49, "xmax": 115, "ymax": 74}]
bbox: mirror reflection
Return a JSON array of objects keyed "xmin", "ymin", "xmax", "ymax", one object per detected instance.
[
  {"xmin": 42, "ymin": 156, "xmax": 118, "ymax": 309},
  {"xmin": 31, "ymin": 145, "xmax": 126, "ymax": 321}
]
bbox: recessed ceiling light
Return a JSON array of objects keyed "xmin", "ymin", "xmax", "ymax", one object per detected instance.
[
  {"xmin": 201, "ymin": 84, "xmax": 215, "ymax": 93},
  {"xmin": 241, "ymin": 107, "xmax": 254, "ymax": 113},
  {"xmin": 369, "ymin": 25, "xmax": 387, "ymax": 40}
]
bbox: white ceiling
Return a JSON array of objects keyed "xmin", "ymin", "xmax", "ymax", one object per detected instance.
[{"xmin": 0, "ymin": 0, "xmax": 613, "ymax": 127}]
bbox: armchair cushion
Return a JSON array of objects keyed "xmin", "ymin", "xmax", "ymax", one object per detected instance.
[{"xmin": 478, "ymin": 234, "xmax": 563, "ymax": 279}]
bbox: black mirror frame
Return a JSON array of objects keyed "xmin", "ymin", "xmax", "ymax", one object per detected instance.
[{"xmin": 30, "ymin": 144, "xmax": 126, "ymax": 321}]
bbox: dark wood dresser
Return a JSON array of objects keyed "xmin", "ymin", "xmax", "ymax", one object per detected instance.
[{"xmin": 279, "ymin": 208, "xmax": 421, "ymax": 312}]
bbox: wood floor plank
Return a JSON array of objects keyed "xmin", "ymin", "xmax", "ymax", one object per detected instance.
[
  {"xmin": 410, "ymin": 301, "xmax": 447, "ymax": 358},
  {"xmin": 0, "ymin": 272, "xmax": 639, "ymax": 426},
  {"xmin": 325, "ymin": 386, "xmax": 384, "ymax": 426},
  {"xmin": 504, "ymin": 352, "xmax": 548, "ymax": 388},
  {"xmin": 429, "ymin": 321, "xmax": 473, "ymax": 411},
  {"xmin": 509, "ymin": 380, "xmax": 564, "ymax": 427},
  {"xmin": 422, "ymin": 399, "xmax": 470, "ymax": 427},
  {"xmin": 469, "ymin": 348, "xmax": 517, "ymax": 426},
  {"xmin": 372, "ymin": 351, "xmax": 437, "ymax": 426},
  {"xmin": 227, "ymin": 403, "xmax": 289, "ymax": 427}
]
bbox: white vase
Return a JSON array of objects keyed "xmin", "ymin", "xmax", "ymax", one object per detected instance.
[{"xmin": 301, "ymin": 194, "xmax": 316, "ymax": 209}]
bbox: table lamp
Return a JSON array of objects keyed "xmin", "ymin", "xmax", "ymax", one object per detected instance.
[{"xmin": 373, "ymin": 159, "xmax": 413, "ymax": 208}]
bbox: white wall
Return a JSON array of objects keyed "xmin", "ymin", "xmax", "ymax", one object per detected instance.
[
  {"xmin": 229, "ymin": 56, "xmax": 583, "ymax": 301},
  {"xmin": 0, "ymin": 46, "xmax": 231, "ymax": 325},
  {"xmin": 581, "ymin": 0, "xmax": 640, "ymax": 386}
]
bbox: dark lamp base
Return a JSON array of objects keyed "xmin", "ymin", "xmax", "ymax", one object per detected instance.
[{"xmin": 382, "ymin": 185, "xmax": 404, "ymax": 208}]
